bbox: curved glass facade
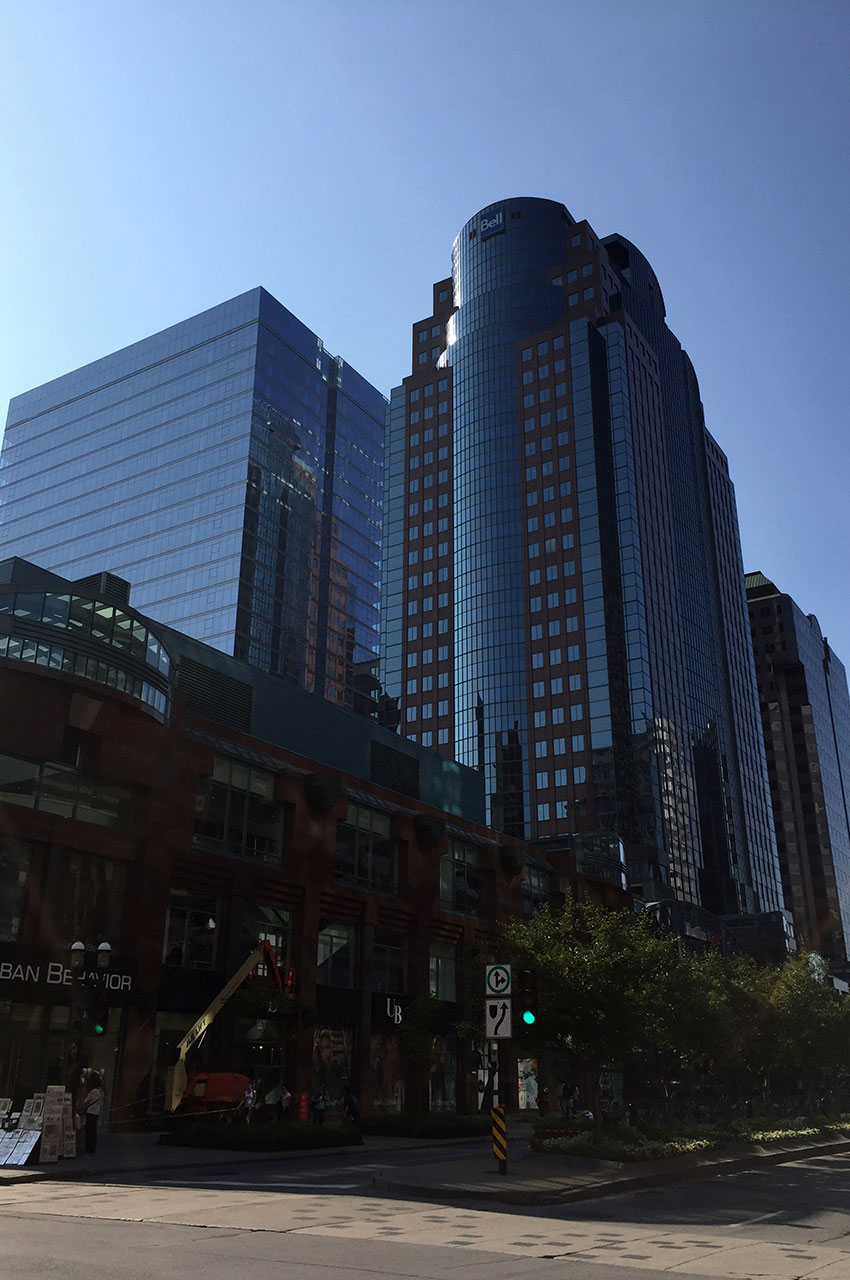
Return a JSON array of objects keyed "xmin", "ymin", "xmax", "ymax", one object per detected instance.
[
  {"xmin": 384, "ymin": 195, "xmax": 784, "ymax": 918},
  {"xmin": 0, "ymin": 582, "xmax": 171, "ymax": 718},
  {"xmin": 450, "ymin": 199, "xmax": 568, "ymax": 834}
]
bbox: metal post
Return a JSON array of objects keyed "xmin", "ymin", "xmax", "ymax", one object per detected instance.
[{"xmin": 490, "ymin": 1039, "xmax": 499, "ymax": 1106}]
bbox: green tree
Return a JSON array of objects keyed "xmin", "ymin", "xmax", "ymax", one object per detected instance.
[
  {"xmin": 503, "ymin": 899, "xmax": 679, "ymax": 1132},
  {"xmin": 646, "ymin": 949, "xmax": 772, "ymax": 1116},
  {"xmin": 759, "ymin": 953, "xmax": 850, "ymax": 1109}
]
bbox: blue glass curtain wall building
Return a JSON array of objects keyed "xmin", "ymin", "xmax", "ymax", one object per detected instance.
[
  {"xmin": 0, "ymin": 289, "xmax": 386, "ymax": 708},
  {"xmin": 451, "ymin": 201, "xmax": 566, "ymax": 835},
  {"xmin": 383, "ymin": 196, "xmax": 783, "ymax": 917},
  {"xmin": 747, "ymin": 574, "xmax": 850, "ymax": 960}
]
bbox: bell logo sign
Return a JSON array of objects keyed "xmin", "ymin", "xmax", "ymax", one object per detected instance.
[{"xmin": 480, "ymin": 210, "xmax": 504, "ymax": 239}]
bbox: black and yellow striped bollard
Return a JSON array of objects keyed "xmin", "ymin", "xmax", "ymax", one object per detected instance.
[{"xmin": 491, "ymin": 1104, "xmax": 507, "ymax": 1175}]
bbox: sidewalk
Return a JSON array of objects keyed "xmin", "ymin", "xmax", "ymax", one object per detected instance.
[
  {"xmin": 0, "ymin": 1128, "xmax": 482, "ymax": 1187},
  {"xmin": 372, "ymin": 1130, "xmax": 850, "ymax": 1206},
  {"xmin": 4, "ymin": 1125, "xmax": 850, "ymax": 1206}
]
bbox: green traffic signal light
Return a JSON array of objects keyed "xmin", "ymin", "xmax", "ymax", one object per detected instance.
[
  {"xmin": 89, "ymin": 992, "xmax": 109, "ymax": 1036},
  {"xmin": 517, "ymin": 968, "xmax": 538, "ymax": 1029}
]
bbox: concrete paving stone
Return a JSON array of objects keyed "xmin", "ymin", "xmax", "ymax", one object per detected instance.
[
  {"xmin": 666, "ymin": 1241, "xmax": 850, "ymax": 1277},
  {"xmin": 807, "ymin": 1263, "xmax": 850, "ymax": 1280}
]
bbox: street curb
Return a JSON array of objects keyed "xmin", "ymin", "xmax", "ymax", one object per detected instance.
[
  {"xmin": 0, "ymin": 1133, "xmax": 486, "ymax": 1188},
  {"xmin": 371, "ymin": 1134, "xmax": 850, "ymax": 1206}
]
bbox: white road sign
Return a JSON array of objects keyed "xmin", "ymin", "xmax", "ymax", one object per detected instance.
[
  {"xmin": 485, "ymin": 998, "xmax": 513, "ymax": 1039},
  {"xmin": 485, "ymin": 964, "xmax": 512, "ymax": 995}
]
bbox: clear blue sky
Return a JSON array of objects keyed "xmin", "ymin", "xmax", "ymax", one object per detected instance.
[{"xmin": 2, "ymin": 1, "xmax": 849, "ymax": 656}]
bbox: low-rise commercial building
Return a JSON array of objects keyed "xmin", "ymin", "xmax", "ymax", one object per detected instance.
[{"xmin": 0, "ymin": 558, "xmax": 626, "ymax": 1126}]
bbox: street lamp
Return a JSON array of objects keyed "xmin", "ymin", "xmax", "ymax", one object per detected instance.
[
  {"xmin": 70, "ymin": 940, "xmax": 86, "ymax": 972},
  {"xmin": 96, "ymin": 941, "xmax": 112, "ymax": 970}
]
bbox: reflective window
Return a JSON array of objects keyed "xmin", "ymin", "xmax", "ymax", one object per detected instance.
[
  {"xmin": 317, "ymin": 921, "xmax": 355, "ymax": 986},
  {"xmin": 429, "ymin": 940, "xmax": 457, "ymax": 1000},
  {"xmin": 193, "ymin": 756, "xmax": 283, "ymax": 864},
  {"xmin": 335, "ymin": 803, "xmax": 396, "ymax": 892},
  {"xmin": 440, "ymin": 839, "xmax": 484, "ymax": 916},
  {"xmin": 163, "ymin": 889, "xmax": 218, "ymax": 969}
]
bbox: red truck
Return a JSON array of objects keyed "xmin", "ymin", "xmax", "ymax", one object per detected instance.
[{"xmin": 177, "ymin": 1071, "xmax": 254, "ymax": 1117}]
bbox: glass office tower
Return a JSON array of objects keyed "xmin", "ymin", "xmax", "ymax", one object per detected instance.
[
  {"xmin": 382, "ymin": 196, "xmax": 783, "ymax": 916},
  {"xmin": 747, "ymin": 572, "xmax": 850, "ymax": 961},
  {"xmin": 0, "ymin": 288, "xmax": 386, "ymax": 706}
]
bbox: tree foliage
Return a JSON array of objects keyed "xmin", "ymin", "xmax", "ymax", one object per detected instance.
[{"xmin": 502, "ymin": 899, "xmax": 850, "ymax": 1116}]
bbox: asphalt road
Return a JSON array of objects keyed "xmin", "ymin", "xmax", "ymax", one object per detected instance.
[{"xmin": 1, "ymin": 1147, "xmax": 849, "ymax": 1279}]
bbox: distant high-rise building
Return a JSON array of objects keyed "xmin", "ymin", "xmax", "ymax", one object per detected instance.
[
  {"xmin": 746, "ymin": 572, "xmax": 850, "ymax": 962},
  {"xmin": 382, "ymin": 196, "xmax": 782, "ymax": 917},
  {"xmin": 0, "ymin": 289, "xmax": 386, "ymax": 707}
]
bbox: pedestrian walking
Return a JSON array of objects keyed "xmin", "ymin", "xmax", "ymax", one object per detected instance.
[
  {"xmin": 342, "ymin": 1084, "xmax": 360, "ymax": 1128},
  {"xmin": 311, "ymin": 1087, "xmax": 327, "ymax": 1124},
  {"xmin": 77, "ymin": 1071, "xmax": 105, "ymax": 1154},
  {"xmin": 241, "ymin": 1082, "xmax": 256, "ymax": 1123}
]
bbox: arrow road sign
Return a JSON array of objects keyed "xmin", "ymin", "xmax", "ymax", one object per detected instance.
[
  {"xmin": 485, "ymin": 964, "xmax": 512, "ymax": 995},
  {"xmin": 485, "ymin": 998, "xmax": 513, "ymax": 1039}
]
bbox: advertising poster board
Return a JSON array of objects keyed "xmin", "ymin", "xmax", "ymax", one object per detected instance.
[
  {"xmin": 38, "ymin": 1085, "xmax": 66, "ymax": 1163},
  {"xmin": 18, "ymin": 1098, "xmax": 36, "ymax": 1130},
  {"xmin": 0, "ymin": 1133, "xmax": 18, "ymax": 1165},
  {"xmin": 62, "ymin": 1094, "xmax": 77, "ymax": 1158},
  {"xmin": 6, "ymin": 1132, "xmax": 40, "ymax": 1166}
]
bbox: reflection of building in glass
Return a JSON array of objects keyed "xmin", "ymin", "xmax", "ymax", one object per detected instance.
[
  {"xmin": 382, "ymin": 197, "xmax": 783, "ymax": 920},
  {"xmin": 0, "ymin": 288, "xmax": 386, "ymax": 710},
  {"xmin": 746, "ymin": 572, "xmax": 850, "ymax": 964}
]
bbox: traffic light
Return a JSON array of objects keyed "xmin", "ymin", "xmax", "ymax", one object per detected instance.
[
  {"xmin": 517, "ymin": 969, "xmax": 538, "ymax": 1028},
  {"xmin": 89, "ymin": 992, "xmax": 109, "ymax": 1037}
]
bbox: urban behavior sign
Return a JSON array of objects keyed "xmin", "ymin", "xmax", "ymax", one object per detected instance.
[{"xmin": 0, "ymin": 945, "xmax": 136, "ymax": 1004}]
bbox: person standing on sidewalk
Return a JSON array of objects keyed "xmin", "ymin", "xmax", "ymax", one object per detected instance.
[
  {"xmin": 77, "ymin": 1071, "xmax": 105, "ymax": 1154},
  {"xmin": 311, "ymin": 1087, "xmax": 327, "ymax": 1124},
  {"xmin": 241, "ymin": 1082, "xmax": 257, "ymax": 1123}
]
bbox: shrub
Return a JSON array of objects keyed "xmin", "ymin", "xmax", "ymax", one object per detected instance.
[
  {"xmin": 531, "ymin": 1131, "xmax": 712, "ymax": 1161},
  {"xmin": 360, "ymin": 1112, "xmax": 492, "ymax": 1139},
  {"xmin": 530, "ymin": 1113, "xmax": 850, "ymax": 1162}
]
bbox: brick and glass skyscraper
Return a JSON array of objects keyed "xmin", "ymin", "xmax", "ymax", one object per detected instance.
[
  {"xmin": 382, "ymin": 196, "xmax": 782, "ymax": 916},
  {"xmin": 746, "ymin": 572, "xmax": 850, "ymax": 961},
  {"xmin": 0, "ymin": 288, "xmax": 386, "ymax": 708}
]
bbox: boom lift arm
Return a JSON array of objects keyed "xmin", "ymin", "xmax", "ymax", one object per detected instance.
[{"xmin": 166, "ymin": 939, "xmax": 283, "ymax": 1112}]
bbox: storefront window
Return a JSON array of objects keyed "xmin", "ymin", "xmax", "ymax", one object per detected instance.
[
  {"xmin": 312, "ymin": 1025, "xmax": 352, "ymax": 1109},
  {"xmin": 370, "ymin": 1030, "xmax": 405, "ymax": 1112},
  {"xmin": 428, "ymin": 1035, "xmax": 457, "ymax": 1112}
]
